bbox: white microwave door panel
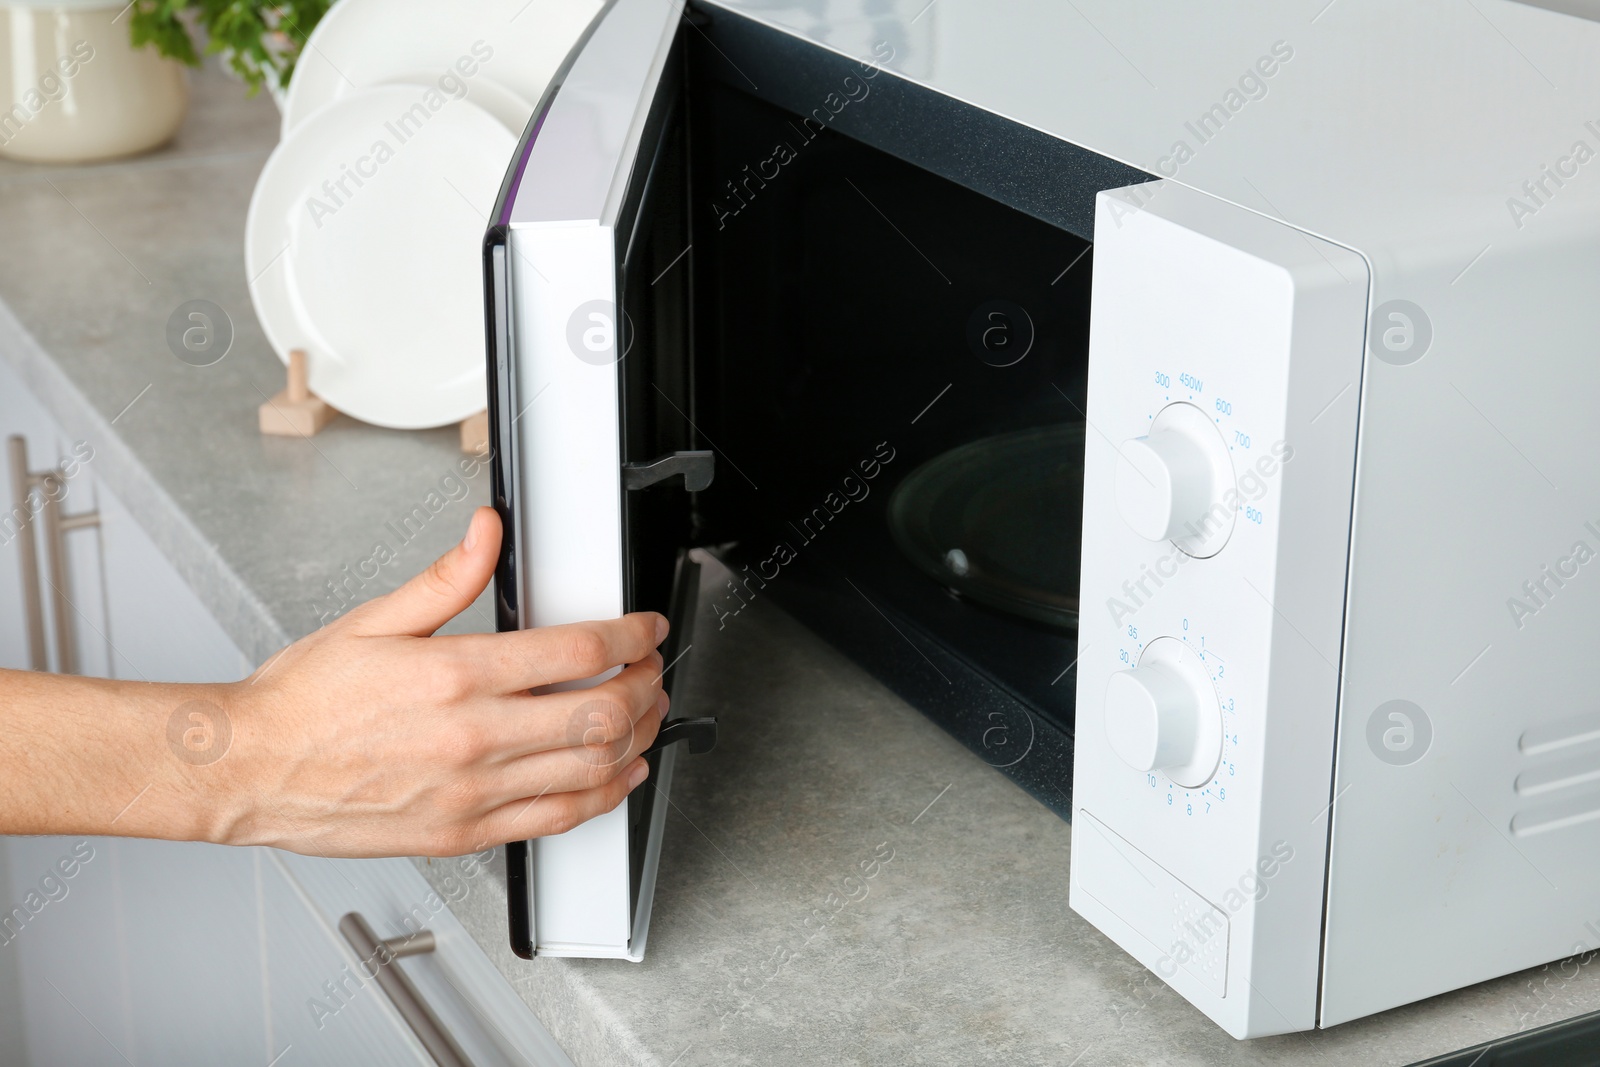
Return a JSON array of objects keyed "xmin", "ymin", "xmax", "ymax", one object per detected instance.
[{"xmin": 502, "ymin": 0, "xmax": 685, "ymax": 960}]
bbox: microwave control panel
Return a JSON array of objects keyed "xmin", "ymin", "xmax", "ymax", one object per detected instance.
[{"xmin": 1070, "ymin": 183, "xmax": 1369, "ymax": 1038}]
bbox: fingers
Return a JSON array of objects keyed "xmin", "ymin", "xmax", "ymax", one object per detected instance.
[
  {"xmin": 446, "ymin": 611, "xmax": 668, "ymax": 693},
  {"xmin": 475, "ymin": 758, "xmax": 651, "ymax": 843},
  {"xmin": 486, "ymin": 655, "xmax": 667, "ymax": 760},
  {"xmin": 425, "ymin": 678, "xmax": 664, "ymax": 850},
  {"xmin": 348, "ymin": 507, "xmax": 502, "ymax": 638},
  {"xmin": 489, "ymin": 692, "xmax": 663, "ymax": 800}
]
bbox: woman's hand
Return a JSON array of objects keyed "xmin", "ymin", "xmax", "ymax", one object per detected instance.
[
  {"xmin": 210, "ymin": 506, "xmax": 667, "ymax": 857},
  {"xmin": 0, "ymin": 506, "xmax": 664, "ymax": 855}
]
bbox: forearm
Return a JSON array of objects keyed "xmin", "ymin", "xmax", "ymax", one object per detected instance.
[
  {"xmin": 0, "ymin": 509, "xmax": 664, "ymax": 859},
  {"xmin": 0, "ymin": 668, "xmax": 233, "ymax": 842}
]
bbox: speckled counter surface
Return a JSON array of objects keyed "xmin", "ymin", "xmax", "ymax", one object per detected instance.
[
  {"xmin": 0, "ymin": 63, "xmax": 491, "ymax": 662},
  {"xmin": 4, "ymin": 64, "xmax": 1600, "ymax": 1067}
]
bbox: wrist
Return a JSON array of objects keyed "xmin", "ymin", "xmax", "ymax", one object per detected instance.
[
  {"xmin": 176, "ymin": 680, "xmax": 257, "ymax": 846},
  {"xmin": 122, "ymin": 679, "xmax": 254, "ymax": 846}
]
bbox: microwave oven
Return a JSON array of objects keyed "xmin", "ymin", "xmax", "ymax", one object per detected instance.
[{"xmin": 484, "ymin": 0, "xmax": 1600, "ymax": 1041}]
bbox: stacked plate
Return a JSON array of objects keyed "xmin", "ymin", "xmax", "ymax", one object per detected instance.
[{"xmin": 246, "ymin": 0, "xmax": 599, "ymax": 430}]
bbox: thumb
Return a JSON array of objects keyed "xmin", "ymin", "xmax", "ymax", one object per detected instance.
[{"xmin": 351, "ymin": 507, "xmax": 501, "ymax": 637}]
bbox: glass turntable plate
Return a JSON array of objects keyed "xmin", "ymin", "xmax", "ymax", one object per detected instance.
[{"xmin": 888, "ymin": 422, "xmax": 1085, "ymax": 631}]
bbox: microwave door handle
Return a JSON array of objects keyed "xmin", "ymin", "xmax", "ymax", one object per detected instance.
[
  {"xmin": 645, "ymin": 716, "xmax": 718, "ymax": 756},
  {"xmin": 622, "ymin": 450, "xmax": 714, "ymax": 492}
]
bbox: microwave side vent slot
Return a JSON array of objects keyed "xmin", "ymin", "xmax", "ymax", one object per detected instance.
[
  {"xmin": 1514, "ymin": 754, "xmax": 1600, "ymax": 798},
  {"xmin": 1518, "ymin": 711, "xmax": 1600, "ymax": 756},
  {"xmin": 1511, "ymin": 787, "xmax": 1600, "ymax": 837}
]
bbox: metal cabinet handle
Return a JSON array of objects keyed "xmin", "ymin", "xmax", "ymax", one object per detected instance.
[
  {"xmin": 6, "ymin": 435, "xmax": 98, "ymax": 674},
  {"xmin": 6, "ymin": 436, "xmax": 47, "ymax": 670},
  {"xmin": 339, "ymin": 912, "xmax": 473, "ymax": 1067}
]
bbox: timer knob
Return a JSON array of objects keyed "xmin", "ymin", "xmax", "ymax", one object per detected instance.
[
  {"xmin": 1104, "ymin": 666, "xmax": 1201, "ymax": 772},
  {"xmin": 1103, "ymin": 637, "xmax": 1223, "ymax": 788},
  {"xmin": 1114, "ymin": 401, "xmax": 1237, "ymax": 557}
]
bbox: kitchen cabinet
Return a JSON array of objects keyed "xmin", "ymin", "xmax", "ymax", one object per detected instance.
[
  {"xmin": 4, "ymin": 837, "xmax": 570, "ymax": 1066},
  {"xmin": 260, "ymin": 851, "xmax": 435, "ymax": 1066},
  {"xmin": 270, "ymin": 850, "xmax": 576, "ymax": 1067},
  {"xmin": 0, "ymin": 358, "xmax": 262, "ymax": 1063},
  {"xmin": 0, "ymin": 837, "xmax": 130, "ymax": 1067},
  {"xmin": 116, "ymin": 839, "xmax": 271, "ymax": 1063},
  {"xmin": 0, "ymin": 360, "xmax": 571, "ymax": 1065}
]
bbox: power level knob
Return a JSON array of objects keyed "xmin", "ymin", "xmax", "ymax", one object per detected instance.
[
  {"xmin": 1103, "ymin": 637, "xmax": 1222, "ymax": 788},
  {"xmin": 1114, "ymin": 402, "xmax": 1236, "ymax": 557}
]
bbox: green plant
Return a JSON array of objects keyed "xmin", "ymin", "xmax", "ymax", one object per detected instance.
[{"xmin": 128, "ymin": 1, "xmax": 332, "ymax": 96}]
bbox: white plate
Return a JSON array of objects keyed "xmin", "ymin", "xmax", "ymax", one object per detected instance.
[
  {"xmin": 246, "ymin": 85, "xmax": 515, "ymax": 430},
  {"xmin": 280, "ymin": 0, "xmax": 601, "ymax": 138},
  {"xmin": 386, "ymin": 68, "xmax": 535, "ymax": 136}
]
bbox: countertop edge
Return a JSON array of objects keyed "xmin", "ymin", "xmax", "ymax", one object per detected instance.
[
  {"xmin": 0, "ymin": 295, "xmax": 290, "ymax": 667},
  {"xmin": 407, "ymin": 854, "xmax": 667, "ymax": 1067},
  {"xmin": 512, "ymin": 961, "xmax": 667, "ymax": 1067}
]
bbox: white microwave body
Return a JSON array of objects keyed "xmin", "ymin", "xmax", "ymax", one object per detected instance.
[{"xmin": 1074, "ymin": 169, "xmax": 1600, "ymax": 1035}]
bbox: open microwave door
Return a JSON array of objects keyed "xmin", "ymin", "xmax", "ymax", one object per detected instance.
[{"xmin": 484, "ymin": 0, "xmax": 710, "ymax": 960}]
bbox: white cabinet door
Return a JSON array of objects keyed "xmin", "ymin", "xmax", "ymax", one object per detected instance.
[
  {"xmin": 276, "ymin": 851, "xmax": 576, "ymax": 1067},
  {"xmin": 1, "ymin": 837, "xmax": 130, "ymax": 1067},
  {"xmin": 95, "ymin": 481, "xmax": 251, "ymax": 684},
  {"xmin": 260, "ymin": 853, "xmax": 432, "ymax": 1067},
  {"xmin": 3, "ymin": 838, "xmax": 277, "ymax": 1067},
  {"xmin": 112, "ymin": 840, "xmax": 269, "ymax": 1064}
]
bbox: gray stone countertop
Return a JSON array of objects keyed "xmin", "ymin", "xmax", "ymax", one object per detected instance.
[{"xmin": 5, "ymin": 62, "xmax": 1600, "ymax": 1067}]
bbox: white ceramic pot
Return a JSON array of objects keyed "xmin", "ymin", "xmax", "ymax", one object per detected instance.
[{"xmin": 0, "ymin": 0, "xmax": 188, "ymax": 163}]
